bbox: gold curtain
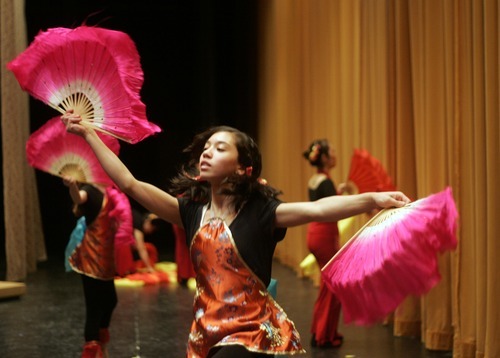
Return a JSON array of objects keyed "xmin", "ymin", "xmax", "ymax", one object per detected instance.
[
  {"xmin": 258, "ymin": 1, "xmax": 499, "ymax": 357},
  {"xmin": 1, "ymin": 0, "xmax": 46, "ymax": 281}
]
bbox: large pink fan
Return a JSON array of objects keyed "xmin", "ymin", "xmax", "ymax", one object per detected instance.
[
  {"xmin": 7, "ymin": 26, "xmax": 161, "ymax": 144},
  {"xmin": 321, "ymin": 187, "xmax": 458, "ymax": 325},
  {"xmin": 347, "ymin": 149, "xmax": 396, "ymax": 193},
  {"xmin": 26, "ymin": 116, "xmax": 119, "ymax": 186}
]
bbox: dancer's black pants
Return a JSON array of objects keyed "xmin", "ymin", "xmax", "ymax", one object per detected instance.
[{"xmin": 81, "ymin": 274, "xmax": 117, "ymax": 342}]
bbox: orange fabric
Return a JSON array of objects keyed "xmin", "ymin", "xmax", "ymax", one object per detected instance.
[
  {"xmin": 69, "ymin": 197, "xmax": 116, "ymax": 280},
  {"xmin": 307, "ymin": 221, "xmax": 341, "ymax": 345},
  {"xmin": 307, "ymin": 222, "xmax": 339, "ymax": 267},
  {"xmin": 187, "ymin": 218, "xmax": 304, "ymax": 357},
  {"xmin": 115, "ymin": 242, "xmax": 158, "ymax": 275},
  {"xmin": 172, "ymin": 224, "xmax": 195, "ymax": 281},
  {"xmin": 134, "ymin": 242, "xmax": 158, "ymax": 270},
  {"xmin": 125, "ymin": 271, "xmax": 170, "ymax": 285},
  {"xmin": 114, "ymin": 244, "xmax": 135, "ymax": 276}
]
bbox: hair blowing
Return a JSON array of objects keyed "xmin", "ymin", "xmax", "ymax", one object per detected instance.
[{"xmin": 169, "ymin": 126, "xmax": 282, "ymax": 212}]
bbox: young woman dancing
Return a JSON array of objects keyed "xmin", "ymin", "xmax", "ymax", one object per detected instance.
[
  {"xmin": 64, "ymin": 176, "xmax": 134, "ymax": 357},
  {"xmin": 303, "ymin": 139, "xmax": 344, "ymax": 348},
  {"xmin": 62, "ymin": 111, "xmax": 410, "ymax": 357}
]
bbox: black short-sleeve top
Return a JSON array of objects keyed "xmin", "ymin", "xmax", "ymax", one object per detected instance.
[
  {"xmin": 178, "ymin": 192, "xmax": 286, "ymax": 286},
  {"xmin": 80, "ymin": 184, "xmax": 104, "ymax": 225},
  {"xmin": 308, "ymin": 178, "xmax": 337, "ymax": 201}
]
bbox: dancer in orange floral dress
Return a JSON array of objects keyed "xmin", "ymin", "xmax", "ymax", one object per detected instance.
[
  {"xmin": 63, "ymin": 111, "xmax": 410, "ymax": 357},
  {"xmin": 64, "ymin": 177, "xmax": 134, "ymax": 357}
]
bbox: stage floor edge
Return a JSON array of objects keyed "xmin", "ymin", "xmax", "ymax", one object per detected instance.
[{"xmin": 0, "ymin": 281, "xmax": 27, "ymax": 299}]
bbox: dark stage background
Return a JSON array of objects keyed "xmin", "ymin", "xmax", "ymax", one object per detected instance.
[{"xmin": 1, "ymin": 0, "xmax": 259, "ymax": 268}]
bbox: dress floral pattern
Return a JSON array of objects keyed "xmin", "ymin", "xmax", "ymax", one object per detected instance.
[{"xmin": 187, "ymin": 217, "xmax": 304, "ymax": 357}]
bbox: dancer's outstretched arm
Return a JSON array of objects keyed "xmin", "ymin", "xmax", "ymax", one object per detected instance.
[
  {"xmin": 275, "ymin": 191, "xmax": 410, "ymax": 228},
  {"xmin": 61, "ymin": 111, "xmax": 182, "ymax": 227}
]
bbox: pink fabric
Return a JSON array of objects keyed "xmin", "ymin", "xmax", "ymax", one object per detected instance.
[
  {"xmin": 7, "ymin": 26, "xmax": 161, "ymax": 144},
  {"xmin": 26, "ymin": 117, "xmax": 119, "ymax": 186},
  {"xmin": 106, "ymin": 187, "xmax": 135, "ymax": 249},
  {"xmin": 322, "ymin": 187, "xmax": 458, "ymax": 325}
]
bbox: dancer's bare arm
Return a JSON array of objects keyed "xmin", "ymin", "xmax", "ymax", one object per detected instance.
[
  {"xmin": 275, "ymin": 191, "xmax": 410, "ymax": 228},
  {"xmin": 62, "ymin": 112, "xmax": 183, "ymax": 227}
]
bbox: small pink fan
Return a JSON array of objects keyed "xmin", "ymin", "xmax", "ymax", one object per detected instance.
[
  {"xmin": 347, "ymin": 149, "xmax": 396, "ymax": 193},
  {"xmin": 7, "ymin": 26, "xmax": 161, "ymax": 144},
  {"xmin": 321, "ymin": 187, "xmax": 458, "ymax": 325},
  {"xmin": 26, "ymin": 116, "xmax": 119, "ymax": 186}
]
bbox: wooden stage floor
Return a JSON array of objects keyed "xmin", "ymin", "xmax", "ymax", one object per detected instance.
[{"xmin": 0, "ymin": 258, "xmax": 452, "ymax": 358}]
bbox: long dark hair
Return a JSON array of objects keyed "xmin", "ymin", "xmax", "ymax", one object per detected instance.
[{"xmin": 169, "ymin": 126, "xmax": 282, "ymax": 211}]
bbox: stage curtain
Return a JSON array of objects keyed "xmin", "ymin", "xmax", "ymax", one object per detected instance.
[
  {"xmin": 257, "ymin": 0, "xmax": 499, "ymax": 356},
  {"xmin": 0, "ymin": 0, "xmax": 46, "ymax": 281}
]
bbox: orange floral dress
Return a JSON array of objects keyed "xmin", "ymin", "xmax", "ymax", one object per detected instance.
[
  {"xmin": 186, "ymin": 212, "xmax": 304, "ymax": 357},
  {"xmin": 69, "ymin": 195, "xmax": 116, "ymax": 280}
]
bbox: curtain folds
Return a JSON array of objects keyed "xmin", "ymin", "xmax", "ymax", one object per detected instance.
[
  {"xmin": 1, "ymin": 0, "xmax": 46, "ymax": 281},
  {"xmin": 258, "ymin": 1, "xmax": 499, "ymax": 357}
]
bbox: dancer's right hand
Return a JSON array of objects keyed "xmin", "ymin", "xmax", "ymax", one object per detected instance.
[{"xmin": 61, "ymin": 109, "xmax": 90, "ymax": 138}]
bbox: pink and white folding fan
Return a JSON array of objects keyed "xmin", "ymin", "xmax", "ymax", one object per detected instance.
[
  {"xmin": 347, "ymin": 149, "xmax": 396, "ymax": 193},
  {"xmin": 7, "ymin": 26, "xmax": 161, "ymax": 144},
  {"xmin": 26, "ymin": 116, "xmax": 119, "ymax": 186},
  {"xmin": 321, "ymin": 187, "xmax": 458, "ymax": 325}
]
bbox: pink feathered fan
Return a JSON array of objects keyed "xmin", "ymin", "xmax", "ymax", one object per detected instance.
[
  {"xmin": 26, "ymin": 116, "xmax": 119, "ymax": 186},
  {"xmin": 347, "ymin": 149, "xmax": 396, "ymax": 193},
  {"xmin": 321, "ymin": 187, "xmax": 458, "ymax": 325},
  {"xmin": 7, "ymin": 26, "xmax": 161, "ymax": 144}
]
